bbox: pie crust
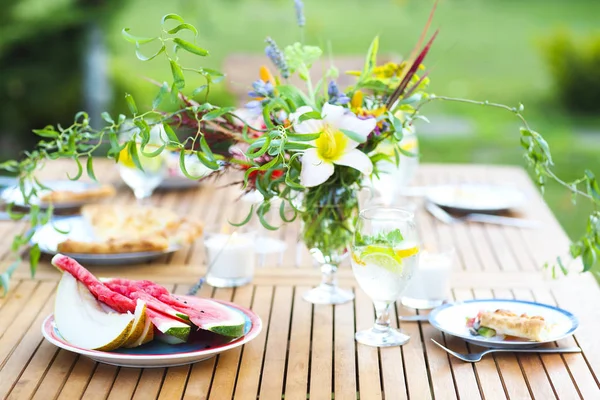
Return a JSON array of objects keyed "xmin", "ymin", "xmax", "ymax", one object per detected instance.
[
  {"xmin": 479, "ymin": 309, "xmax": 547, "ymax": 341},
  {"xmin": 39, "ymin": 184, "xmax": 116, "ymax": 203},
  {"xmin": 57, "ymin": 204, "xmax": 203, "ymax": 254}
]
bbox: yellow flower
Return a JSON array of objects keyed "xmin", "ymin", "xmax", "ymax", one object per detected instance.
[
  {"xmin": 351, "ymin": 90, "xmax": 364, "ymax": 110},
  {"xmin": 259, "ymin": 65, "xmax": 275, "ymax": 85}
]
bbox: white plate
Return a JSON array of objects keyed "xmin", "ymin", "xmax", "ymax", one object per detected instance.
[
  {"xmin": 428, "ymin": 299, "xmax": 578, "ymax": 348},
  {"xmin": 42, "ymin": 298, "xmax": 262, "ymax": 368},
  {"xmin": 1, "ymin": 180, "xmax": 109, "ymax": 210},
  {"xmin": 426, "ymin": 184, "xmax": 526, "ymax": 213},
  {"xmin": 31, "ymin": 216, "xmax": 180, "ymax": 265}
]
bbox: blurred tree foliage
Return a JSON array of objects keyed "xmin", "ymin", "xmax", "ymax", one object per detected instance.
[
  {"xmin": 0, "ymin": 0, "xmax": 123, "ymax": 160},
  {"xmin": 542, "ymin": 29, "xmax": 600, "ymax": 114}
]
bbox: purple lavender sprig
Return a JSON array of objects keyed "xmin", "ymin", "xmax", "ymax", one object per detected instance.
[
  {"xmin": 294, "ymin": 0, "xmax": 306, "ymax": 28},
  {"xmin": 265, "ymin": 37, "xmax": 290, "ymax": 79},
  {"xmin": 327, "ymin": 81, "xmax": 350, "ymax": 105}
]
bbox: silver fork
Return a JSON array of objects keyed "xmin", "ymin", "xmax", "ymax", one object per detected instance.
[{"xmin": 431, "ymin": 339, "xmax": 581, "ymax": 363}]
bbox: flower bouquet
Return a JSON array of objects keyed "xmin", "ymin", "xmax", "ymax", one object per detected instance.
[{"xmin": 1, "ymin": 1, "xmax": 599, "ymax": 298}]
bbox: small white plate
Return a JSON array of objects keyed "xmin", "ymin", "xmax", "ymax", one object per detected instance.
[
  {"xmin": 1, "ymin": 180, "xmax": 109, "ymax": 210},
  {"xmin": 426, "ymin": 184, "xmax": 526, "ymax": 213},
  {"xmin": 42, "ymin": 298, "xmax": 262, "ymax": 368},
  {"xmin": 428, "ymin": 299, "xmax": 578, "ymax": 348},
  {"xmin": 31, "ymin": 216, "xmax": 180, "ymax": 265}
]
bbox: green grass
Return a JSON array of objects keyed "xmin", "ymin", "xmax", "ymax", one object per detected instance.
[{"xmin": 104, "ymin": 0, "xmax": 600, "ymax": 241}]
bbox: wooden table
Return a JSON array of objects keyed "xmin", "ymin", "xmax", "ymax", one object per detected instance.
[{"xmin": 1, "ymin": 160, "xmax": 599, "ymax": 399}]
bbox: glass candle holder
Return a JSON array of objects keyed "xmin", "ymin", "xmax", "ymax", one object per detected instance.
[
  {"xmin": 401, "ymin": 248, "xmax": 455, "ymax": 309},
  {"xmin": 204, "ymin": 231, "xmax": 256, "ymax": 288}
]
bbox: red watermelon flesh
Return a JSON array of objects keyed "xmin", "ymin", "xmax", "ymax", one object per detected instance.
[
  {"xmin": 51, "ymin": 254, "xmax": 191, "ymax": 342},
  {"xmin": 105, "ymin": 281, "xmax": 190, "ymax": 322},
  {"xmin": 109, "ymin": 278, "xmax": 246, "ymax": 338},
  {"xmin": 51, "ymin": 254, "xmax": 135, "ymax": 313}
]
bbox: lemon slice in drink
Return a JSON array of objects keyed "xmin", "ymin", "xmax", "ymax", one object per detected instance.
[
  {"xmin": 361, "ymin": 252, "xmax": 403, "ymax": 274},
  {"xmin": 358, "ymin": 244, "xmax": 420, "ymax": 274}
]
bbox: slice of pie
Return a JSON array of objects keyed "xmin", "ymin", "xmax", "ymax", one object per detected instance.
[
  {"xmin": 39, "ymin": 184, "xmax": 116, "ymax": 204},
  {"xmin": 57, "ymin": 204, "xmax": 203, "ymax": 254},
  {"xmin": 478, "ymin": 309, "xmax": 548, "ymax": 342}
]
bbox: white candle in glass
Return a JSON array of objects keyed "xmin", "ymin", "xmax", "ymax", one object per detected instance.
[
  {"xmin": 401, "ymin": 249, "xmax": 454, "ymax": 309},
  {"xmin": 204, "ymin": 232, "xmax": 256, "ymax": 287}
]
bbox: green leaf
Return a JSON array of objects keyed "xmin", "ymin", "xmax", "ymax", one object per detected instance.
[
  {"xmin": 257, "ymin": 202, "xmax": 278, "ymax": 231},
  {"xmin": 192, "ymin": 85, "xmax": 208, "ymax": 96},
  {"xmin": 101, "ymin": 112, "xmax": 114, "ymax": 124},
  {"xmin": 297, "ymin": 111, "xmax": 321, "ymax": 123},
  {"xmin": 173, "ymin": 38, "xmax": 208, "ymax": 56},
  {"xmin": 199, "ymin": 136, "xmax": 214, "ymax": 159},
  {"xmin": 361, "ymin": 36, "xmax": 379, "ymax": 79},
  {"xmin": 121, "ymin": 28, "xmax": 157, "ymax": 44},
  {"xmin": 246, "ymin": 137, "xmax": 272, "ymax": 158},
  {"xmin": 178, "ymin": 151, "xmax": 205, "ymax": 179},
  {"xmin": 582, "ymin": 245, "xmax": 597, "ymax": 272},
  {"xmin": 67, "ymin": 157, "xmax": 83, "ymax": 181},
  {"xmin": 136, "ymin": 44, "xmax": 165, "ymax": 61},
  {"xmin": 32, "ymin": 125, "xmax": 58, "ymax": 138},
  {"xmin": 162, "ymin": 123, "xmax": 179, "ymax": 144},
  {"xmin": 283, "ymin": 142, "xmax": 314, "ymax": 151},
  {"xmin": 167, "ymin": 23, "xmax": 198, "ymax": 36},
  {"xmin": 140, "ymin": 143, "xmax": 166, "ymax": 158},
  {"xmin": 196, "ymin": 68, "xmax": 225, "ymax": 83},
  {"xmin": 153, "ymin": 82, "xmax": 169, "ymax": 109},
  {"xmin": 86, "ymin": 156, "xmax": 97, "ymax": 181},
  {"xmin": 125, "ymin": 93, "xmax": 138, "ymax": 115},
  {"xmin": 557, "ymin": 257, "xmax": 568, "ymax": 275},
  {"xmin": 170, "ymin": 60, "xmax": 185, "ymax": 89},
  {"xmin": 29, "ymin": 244, "xmax": 41, "ymax": 278},
  {"xmin": 128, "ymin": 141, "xmax": 144, "ymax": 172},
  {"xmin": 585, "ymin": 170, "xmax": 600, "ymax": 201},
  {"xmin": 229, "ymin": 205, "xmax": 254, "ymax": 227},
  {"xmin": 202, "ymin": 107, "xmax": 234, "ymax": 121},
  {"xmin": 340, "ymin": 129, "xmax": 367, "ymax": 144},
  {"xmin": 196, "ymin": 151, "xmax": 220, "ymax": 170},
  {"xmin": 279, "ymin": 199, "xmax": 297, "ymax": 223},
  {"xmin": 357, "ymin": 80, "xmax": 388, "ymax": 92},
  {"xmin": 0, "ymin": 272, "xmax": 10, "ymax": 297},
  {"xmin": 285, "ymin": 168, "xmax": 304, "ymax": 190},
  {"xmin": 162, "ymin": 14, "xmax": 185, "ymax": 24}
]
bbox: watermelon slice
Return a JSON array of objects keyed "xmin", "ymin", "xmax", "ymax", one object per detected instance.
[
  {"xmin": 110, "ymin": 278, "xmax": 246, "ymax": 338},
  {"xmin": 51, "ymin": 254, "xmax": 190, "ymax": 342},
  {"xmin": 105, "ymin": 281, "xmax": 190, "ymax": 322}
]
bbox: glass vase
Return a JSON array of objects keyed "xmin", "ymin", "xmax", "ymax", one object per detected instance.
[{"xmin": 300, "ymin": 182, "xmax": 358, "ymax": 305}]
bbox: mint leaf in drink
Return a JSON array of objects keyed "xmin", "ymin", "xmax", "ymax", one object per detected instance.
[{"xmin": 386, "ymin": 229, "xmax": 404, "ymax": 245}]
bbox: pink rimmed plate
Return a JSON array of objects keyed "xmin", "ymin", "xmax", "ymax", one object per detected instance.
[{"xmin": 41, "ymin": 298, "xmax": 262, "ymax": 368}]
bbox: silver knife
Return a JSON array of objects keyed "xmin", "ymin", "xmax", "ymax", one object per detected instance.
[{"xmin": 425, "ymin": 201, "xmax": 540, "ymax": 229}]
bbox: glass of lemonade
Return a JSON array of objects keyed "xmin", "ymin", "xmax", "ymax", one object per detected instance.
[
  {"xmin": 118, "ymin": 124, "xmax": 168, "ymax": 202},
  {"xmin": 351, "ymin": 207, "xmax": 420, "ymax": 347}
]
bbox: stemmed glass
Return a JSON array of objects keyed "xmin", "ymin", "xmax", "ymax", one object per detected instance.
[
  {"xmin": 350, "ymin": 207, "xmax": 420, "ymax": 347},
  {"xmin": 118, "ymin": 124, "xmax": 168, "ymax": 203}
]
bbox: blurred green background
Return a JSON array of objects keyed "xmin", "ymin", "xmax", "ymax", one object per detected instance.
[{"xmin": 1, "ymin": 0, "xmax": 599, "ymax": 241}]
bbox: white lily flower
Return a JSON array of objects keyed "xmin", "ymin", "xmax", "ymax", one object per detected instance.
[{"xmin": 290, "ymin": 103, "xmax": 376, "ymax": 187}]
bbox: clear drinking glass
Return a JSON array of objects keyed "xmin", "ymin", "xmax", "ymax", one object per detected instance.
[
  {"xmin": 118, "ymin": 124, "xmax": 168, "ymax": 202},
  {"xmin": 351, "ymin": 207, "xmax": 420, "ymax": 347}
]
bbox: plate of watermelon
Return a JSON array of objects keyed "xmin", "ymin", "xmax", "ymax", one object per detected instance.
[{"xmin": 41, "ymin": 254, "xmax": 262, "ymax": 368}]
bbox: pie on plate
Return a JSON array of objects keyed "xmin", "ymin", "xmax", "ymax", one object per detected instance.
[
  {"xmin": 56, "ymin": 205, "xmax": 203, "ymax": 254},
  {"xmin": 467, "ymin": 309, "xmax": 549, "ymax": 342},
  {"xmin": 39, "ymin": 184, "xmax": 116, "ymax": 204}
]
